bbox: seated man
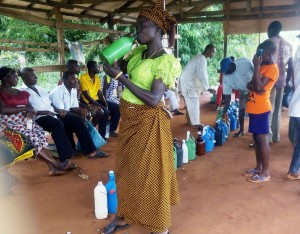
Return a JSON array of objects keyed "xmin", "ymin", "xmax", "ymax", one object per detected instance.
[
  {"xmin": 220, "ymin": 57, "xmax": 254, "ymax": 137},
  {"xmin": 164, "ymin": 89, "xmax": 184, "ymax": 115},
  {"xmin": 67, "ymin": 59, "xmax": 104, "ymax": 127},
  {"xmin": 19, "ymin": 68, "xmax": 108, "ymax": 159},
  {"xmin": 80, "ymin": 61, "xmax": 120, "ymax": 139}
]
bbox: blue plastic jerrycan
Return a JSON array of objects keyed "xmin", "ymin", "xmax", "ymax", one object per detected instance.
[
  {"xmin": 203, "ymin": 126, "xmax": 215, "ymax": 152},
  {"xmin": 105, "ymin": 171, "xmax": 118, "ymax": 214},
  {"xmin": 228, "ymin": 110, "xmax": 237, "ymax": 131}
]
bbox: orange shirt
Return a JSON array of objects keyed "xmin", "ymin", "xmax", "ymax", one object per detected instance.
[{"xmin": 246, "ymin": 64, "xmax": 279, "ymax": 114}]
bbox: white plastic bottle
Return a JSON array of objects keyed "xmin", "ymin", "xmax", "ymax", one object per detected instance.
[
  {"xmin": 182, "ymin": 139, "xmax": 189, "ymax": 164},
  {"xmin": 94, "ymin": 181, "xmax": 108, "ymax": 219}
]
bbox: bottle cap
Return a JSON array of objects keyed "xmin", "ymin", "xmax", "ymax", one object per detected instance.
[{"xmin": 98, "ymin": 181, "xmax": 103, "ymax": 185}]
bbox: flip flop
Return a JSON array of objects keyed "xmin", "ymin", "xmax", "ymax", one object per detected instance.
[
  {"xmin": 61, "ymin": 160, "xmax": 78, "ymax": 171},
  {"xmin": 233, "ymin": 130, "xmax": 245, "ymax": 138},
  {"xmin": 87, "ymin": 151, "xmax": 109, "ymax": 159},
  {"xmin": 248, "ymin": 174, "xmax": 270, "ymax": 183},
  {"xmin": 243, "ymin": 168, "xmax": 261, "ymax": 177},
  {"xmin": 49, "ymin": 170, "xmax": 65, "ymax": 177},
  {"xmin": 101, "ymin": 219, "xmax": 129, "ymax": 234},
  {"xmin": 286, "ymin": 173, "xmax": 300, "ymax": 180}
]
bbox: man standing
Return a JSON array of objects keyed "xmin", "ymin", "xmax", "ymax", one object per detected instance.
[
  {"xmin": 286, "ymin": 34, "xmax": 300, "ymax": 179},
  {"xmin": 179, "ymin": 44, "xmax": 216, "ymax": 128},
  {"xmin": 220, "ymin": 57, "xmax": 254, "ymax": 137},
  {"xmin": 267, "ymin": 21, "xmax": 293, "ymax": 143}
]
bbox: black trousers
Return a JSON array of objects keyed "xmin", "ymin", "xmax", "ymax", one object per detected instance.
[
  {"xmin": 36, "ymin": 116, "xmax": 73, "ymax": 162},
  {"xmin": 60, "ymin": 114, "xmax": 96, "ymax": 155},
  {"xmin": 97, "ymin": 100, "xmax": 120, "ymax": 135}
]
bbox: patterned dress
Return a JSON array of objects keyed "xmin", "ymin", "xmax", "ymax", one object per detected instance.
[
  {"xmin": 116, "ymin": 45, "xmax": 181, "ymax": 232},
  {"xmin": 0, "ymin": 90, "xmax": 48, "ymax": 155}
]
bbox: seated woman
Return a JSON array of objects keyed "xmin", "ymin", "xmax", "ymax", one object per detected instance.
[{"xmin": 0, "ymin": 67, "xmax": 68, "ymax": 176}]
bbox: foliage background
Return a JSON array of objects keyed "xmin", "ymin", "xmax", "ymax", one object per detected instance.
[{"xmin": 1, "ymin": 15, "xmax": 299, "ymax": 90}]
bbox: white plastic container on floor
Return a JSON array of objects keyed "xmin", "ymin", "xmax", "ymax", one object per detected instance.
[
  {"xmin": 94, "ymin": 181, "xmax": 108, "ymax": 219},
  {"xmin": 182, "ymin": 139, "xmax": 189, "ymax": 164}
]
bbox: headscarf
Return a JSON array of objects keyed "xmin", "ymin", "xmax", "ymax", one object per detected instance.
[{"xmin": 138, "ymin": 0, "xmax": 177, "ymax": 47}]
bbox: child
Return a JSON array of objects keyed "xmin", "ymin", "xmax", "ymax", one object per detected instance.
[{"xmin": 244, "ymin": 40, "xmax": 279, "ymax": 182}]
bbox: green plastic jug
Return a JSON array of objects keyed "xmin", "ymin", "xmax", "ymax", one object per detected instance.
[
  {"xmin": 186, "ymin": 131, "xmax": 196, "ymax": 161},
  {"xmin": 100, "ymin": 37, "xmax": 135, "ymax": 65},
  {"xmin": 173, "ymin": 146, "xmax": 177, "ymax": 170},
  {"xmin": 216, "ymin": 107, "xmax": 224, "ymax": 121}
]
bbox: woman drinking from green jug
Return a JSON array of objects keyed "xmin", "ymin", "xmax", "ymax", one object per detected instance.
[{"xmin": 102, "ymin": 1, "xmax": 181, "ymax": 234}]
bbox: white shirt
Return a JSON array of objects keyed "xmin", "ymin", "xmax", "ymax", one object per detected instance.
[
  {"xmin": 179, "ymin": 54, "xmax": 209, "ymax": 92},
  {"xmin": 289, "ymin": 44, "xmax": 300, "ymax": 117},
  {"xmin": 49, "ymin": 84, "xmax": 79, "ymax": 111},
  {"xmin": 19, "ymin": 83, "xmax": 56, "ymax": 115},
  {"xmin": 223, "ymin": 58, "xmax": 254, "ymax": 95}
]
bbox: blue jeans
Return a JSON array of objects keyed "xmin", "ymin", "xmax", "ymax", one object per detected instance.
[{"xmin": 288, "ymin": 117, "xmax": 300, "ymax": 174}]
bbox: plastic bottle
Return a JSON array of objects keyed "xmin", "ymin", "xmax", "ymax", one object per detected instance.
[
  {"xmin": 105, "ymin": 171, "xmax": 118, "ymax": 214},
  {"xmin": 173, "ymin": 146, "xmax": 177, "ymax": 170},
  {"xmin": 203, "ymin": 126, "xmax": 215, "ymax": 153},
  {"xmin": 94, "ymin": 181, "xmax": 108, "ymax": 219},
  {"xmin": 173, "ymin": 138, "xmax": 183, "ymax": 168},
  {"xmin": 186, "ymin": 131, "xmax": 196, "ymax": 161},
  {"xmin": 196, "ymin": 131, "xmax": 206, "ymax": 156},
  {"xmin": 182, "ymin": 139, "xmax": 189, "ymax": 164},
  {"xmin": 100, "ymin": 37, "xmax": 135, "ymax": 65},
  {"xmin": 105, "ymin": 123, "xmax": 110, "ymax": 139}
]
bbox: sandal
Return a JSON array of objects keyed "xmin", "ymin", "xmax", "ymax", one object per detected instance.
[
  {"xmin": 248, "ymin": 174, "xmax": 270, "ymax": 183},
  {"xmin": 243, "ymin": 168, "xmax": 261, "ymax": 177},
  {"xmin": 102, "ymin": 217, "xmax": 129, "ymax": 234},
  {"xmin": 233, "ymin": 130, "xmax": 245, "ymax": 138},
  {"xmin": 61, "ymin": 160, "xmax": 77, "ymax": 171},
  {"xmin": 87, "ymin": 151, "xmax": 109, "ymax": 159},
  {"xmin": 286, "ymin": 173, "xmax": 300, "ymax": 180},
  {"xmin": 49, "ymin": 170, "xmax": 65, "ymax": 177}
]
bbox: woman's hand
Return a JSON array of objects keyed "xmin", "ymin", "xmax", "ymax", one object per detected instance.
[{"xmin": 103, "ymin": 60, "xmax": 122, "ymax": 79}]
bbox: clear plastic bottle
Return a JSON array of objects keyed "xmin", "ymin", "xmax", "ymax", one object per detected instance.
[
  {"xmin": 182, "ymin": 139, "xmax": 189, "ymax": 164},
  {"xmin": 94, "ymin": 181, "xmax": 108, "ymax": 219}
]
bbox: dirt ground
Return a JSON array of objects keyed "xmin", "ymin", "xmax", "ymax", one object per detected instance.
[{"xmin": 0, "ymin": 92, "xmax": 298, "ymax": 234}]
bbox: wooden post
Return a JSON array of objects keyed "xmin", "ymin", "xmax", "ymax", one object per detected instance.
[
  {"xmin": 223, "ymin": 0, "xmax": 230, "ymax": 58},
  {"xmin": 55, "ymin": 8, "xmax": 65, "ymax": 66}
]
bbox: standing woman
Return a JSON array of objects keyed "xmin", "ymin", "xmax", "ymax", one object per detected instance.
[
  {"xmin": 0, "ymin": 67, "xmax": 66, "ymax": 176},
  {"xmin": 102, "ymin": 1, "xmax": 181, "ymax": 233}
]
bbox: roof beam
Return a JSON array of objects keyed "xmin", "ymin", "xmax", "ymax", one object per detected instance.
[{"xmin": 56, "ymin": 22, "xmax": 127, "ymax": 34}]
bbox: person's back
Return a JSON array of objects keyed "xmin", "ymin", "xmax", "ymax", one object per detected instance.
[
  {"xmin": 269, "ymin": 35, "xmax": 293, "ymax": 88},
  {"xmin": 223, "ymin": 58, "xmax": 253, "ymax": 94}
]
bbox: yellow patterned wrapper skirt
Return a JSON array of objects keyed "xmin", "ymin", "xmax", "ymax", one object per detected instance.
[{"xmin": 115, "ymin": 99, "xmax": 180, "ymax": 232}]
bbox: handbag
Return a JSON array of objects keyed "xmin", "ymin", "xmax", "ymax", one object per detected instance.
[
  {"xmin": 0, "ymin": 127, "xmax": 34, "ymax": 167},
  {"xmin": 76, "ymin": 121, "xmax": 107, "ymax": 151},
  {"xmin": 282, "ymin": 86, "xmax": 294, "ymax": 108}
]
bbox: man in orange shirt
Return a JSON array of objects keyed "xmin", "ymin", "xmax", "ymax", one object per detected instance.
[{"xmin": 244, "ymin": 40, "xmax": 279, "ymax": 183}]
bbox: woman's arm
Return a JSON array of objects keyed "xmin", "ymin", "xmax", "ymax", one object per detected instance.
[{"xmin": 103, "ymin": 61, "xmax": 166, "ymax": 107}]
